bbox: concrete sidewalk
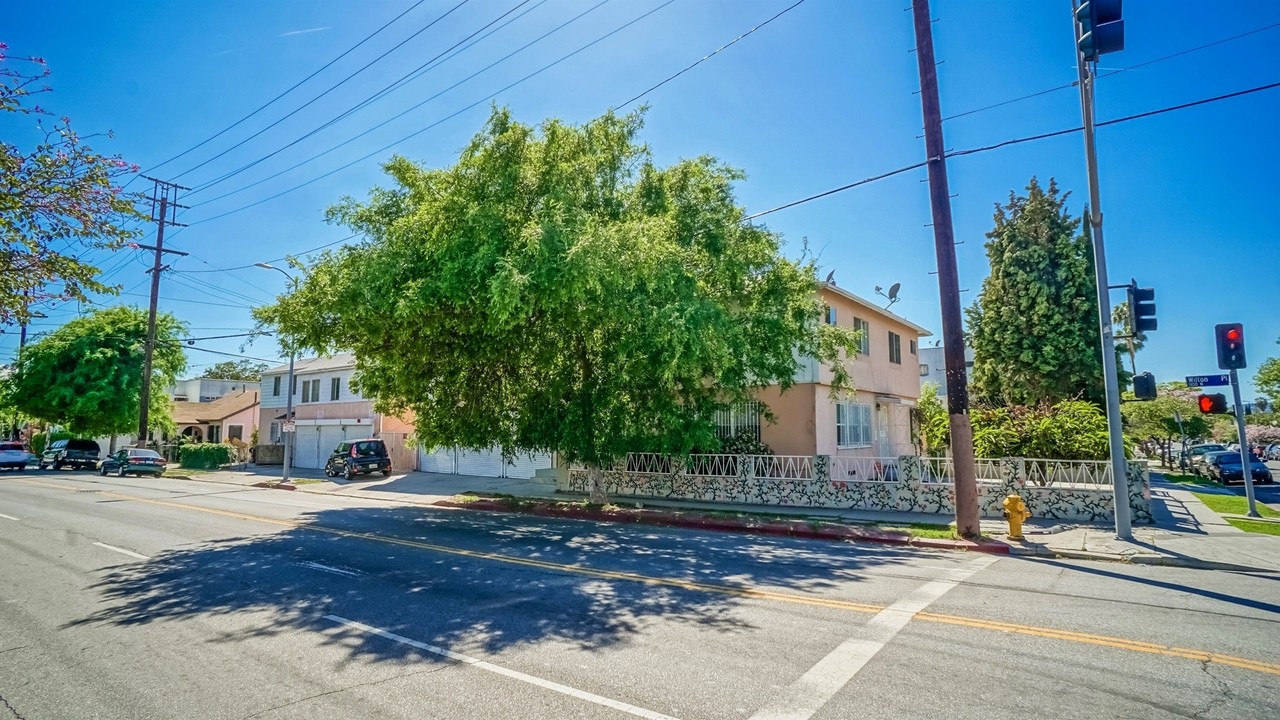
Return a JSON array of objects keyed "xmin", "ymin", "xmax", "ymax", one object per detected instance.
[{"xmin": 178, "ymin": 466, "xmax": 1280, "ymax": 572}]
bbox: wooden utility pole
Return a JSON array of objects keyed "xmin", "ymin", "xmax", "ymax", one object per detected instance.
[
  {"xmin": 911, "ymin": 0, "xmax": 979, "ymax": 538},
  {"xmin": 135, "ymin": 177, "xmax": 189, "ymax": 449}
]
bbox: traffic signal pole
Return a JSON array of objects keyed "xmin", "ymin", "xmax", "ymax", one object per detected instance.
[
  {"xmin": 1228, "ymin": 369, "xmax": 1261, "ymax": 518},
  {"xmin": 1075, "ymin": 21, "xmax": 1132, "ymax": 540}
]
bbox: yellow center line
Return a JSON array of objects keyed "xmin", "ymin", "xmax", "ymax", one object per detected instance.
[{"xmin": 9, "ymin": 476, "xmax": 1280, "ymax": 677}]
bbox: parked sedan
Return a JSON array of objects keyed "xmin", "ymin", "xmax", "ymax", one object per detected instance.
[
  {"xmin": 1183, "ymin": 443, "xmax": 1227, "ymax": 472},
  {"xmin": 0, "ymin": 442, "xmax": 35, "ymax": 471},
  {"xmin": 99, "ymin": 448, "xmax": 168, "ymax": 477},
  {"xmin": 1205, "ymin": 452, "xmax": 1273, "ymax": 485},
  {"xmin": 1267, "ymin": 443, "xmax": 1280, "ymax": 461},
  {"xmin": 1191, "ymin": 448, "xmax": 1231, "ymax": 475}
]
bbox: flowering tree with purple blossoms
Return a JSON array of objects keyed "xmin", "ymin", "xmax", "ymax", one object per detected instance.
[{"xmin": 1, "ymin": 45, "xmax": 143, "ymax": 325}]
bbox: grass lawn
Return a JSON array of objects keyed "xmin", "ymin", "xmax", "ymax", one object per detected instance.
[
  {"xmin": 1191, "ymin": 491, "xmax": 1280, "ymax": 535},
  {"xmin": 1164, "ymin": 473, "xmax": 1219, "ymax": 487}
]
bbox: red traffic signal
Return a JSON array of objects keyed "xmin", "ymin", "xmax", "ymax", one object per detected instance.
[
  {"xmin": 1198, "ymin": 393, "xmax": 1229, "ymax": 415},
  {"xmin": 1225, "ymin": 327, "xmax": 1241, "ymax": 342},
  {"xmin": 1215, "ymin": 323, "xmax": 1246, "ymax": 370}
]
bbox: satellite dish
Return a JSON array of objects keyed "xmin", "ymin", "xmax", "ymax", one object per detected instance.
[
  {"xmin": 825, "ymin": 270, "xmax": 836, "ymax": 284},
  {"xmin": 888, "ymin": 282, "xmax": 900, "ymax": 301}
]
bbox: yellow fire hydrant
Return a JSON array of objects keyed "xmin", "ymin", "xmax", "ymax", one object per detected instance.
[{"xmin": 1002, "ymin": 494, "xmax": 1031, "ymax": 540}]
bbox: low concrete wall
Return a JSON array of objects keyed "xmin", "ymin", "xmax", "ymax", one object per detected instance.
[
  {"xmin": 254, "ymin": 444, "xmax": 284, "ymax": 466},
  {"xmin": 561, "ymin": 455, "xmax": 1151, "ymax": 525}
]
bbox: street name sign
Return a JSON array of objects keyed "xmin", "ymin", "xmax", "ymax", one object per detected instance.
[{"xmin": 1185, "ymin": 374, "xmax": 1229, "ymax": 387}]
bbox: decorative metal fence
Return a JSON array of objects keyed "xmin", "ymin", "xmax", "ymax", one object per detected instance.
[
  {"xmin": 829, "ymin": 456, "xmax": 900, "ymax": 482},
  {"xmin": 1022, "ymin": 458, "xmax": 1113, "ymax": 487}
]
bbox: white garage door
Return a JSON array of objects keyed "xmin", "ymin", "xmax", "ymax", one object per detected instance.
[
  {"xmin": 505, "ymin": 452, "xmax": 552, "ymax": 479},
  {"xmin": 317, "ymin": 426, "xmax": 350, "ymax": 469},
  {"xmin": 418, "ymin": 447, "xmax": 457, "ymax": 474},
  {"xmin": 291, "ymin": 426, "xmax": 325, "ymax": 469},
  {"xmin": 456, "ymin": 448, "xmax": 504, "ymax": 477}
]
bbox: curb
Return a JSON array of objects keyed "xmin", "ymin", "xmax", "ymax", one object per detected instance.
[
  {"xmin": 1005, "ymin": 544, "xmax": 1278, "ymax": 573},
  {"xmin": 433, "ymin": 500, "xmax": 1012, "ymax": 554}
]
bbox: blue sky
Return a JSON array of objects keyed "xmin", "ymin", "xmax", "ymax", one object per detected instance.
[{"xmin": 5, "ymin": 0, "xmax": 1278, "ymax": 395}]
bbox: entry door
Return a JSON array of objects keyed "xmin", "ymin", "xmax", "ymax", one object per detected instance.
[{"xmin": 876, "ymin": 405, "xmax": 890, "ymax": 456}]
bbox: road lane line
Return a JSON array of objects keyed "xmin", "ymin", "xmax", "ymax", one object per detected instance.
[
  {"xmin": 749, "ymin": 555, "xmax": 999, "ymax": 720},
  {"xmin": 9, "ymin": 476, "xmax": 1280, "ymax": 678},
  {"xmin": 296, "ymin": 561, "xmax": 361, "ymax": 577},
  {"xmin": 0, "ymin": 513, "xmax": 18, "ymax": 520},
  {"xmin": 324, "ymin": 615, "xmax": 677, "ymax": 719},
  {"xmin": 92, "ymin": 541, "xmax": 150, "ymax": 560}
]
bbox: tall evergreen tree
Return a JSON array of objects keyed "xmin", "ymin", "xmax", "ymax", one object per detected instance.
[{"xmin": 966, "ymin": 178, "xmax": 1105, "ymax": 406}]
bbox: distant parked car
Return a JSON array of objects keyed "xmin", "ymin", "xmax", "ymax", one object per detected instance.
[
  {"xmin": 1205, "ymin": 452, "xmax": 1273, "ymax": 485},
  {"xmin": 99, "ymin": 448, "xmax": 168, "ymax": 477},
  {"xmin": 1185, "ymin": 444, "xmax": 1227, "ymax": 474},
  {"xmin": 39, "ymin": 439, "xmax": 101, "ymax": 471},
  {"xmin": 323, "ymin": 438, "xmax": 392, "ymax": 481},
  {"xmin": 1266, "ymin": 443, "xmax": 1280, "ymax": 462},
  {"xmin": 0, "ymin": 442, "xmax": 35, "ymax": 471}
]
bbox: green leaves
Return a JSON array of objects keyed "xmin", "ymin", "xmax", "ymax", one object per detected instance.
[
  {"xmin": 967, "ymin": 178, "xmax": 1106, "ymax": 406},
  {"xmin": 1, "ymin": 56, "xmax": 143, "ymax": 325},
  {"xmin": 258, "ymin": 107, "xmax": 854, "ymax": 467},
  {"xmin": 3, "ymin": 306, "xmax": 186, "ymax": 436}
]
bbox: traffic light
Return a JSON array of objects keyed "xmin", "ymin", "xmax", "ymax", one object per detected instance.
[
  {"xmin": 1076, "ymin": 0, "xmax": 1125, "ymax": 62},
  {"xmin": 1198, "ymin": 393, "xmax": 1229, "ymax": 414},
  {"xmin": 1215, "ymin": 323, "xmax": 1247, "ymax": 370},
  {"xmin": 1132, "ymin": 372, "xmax": 1156, "ymax": 400},
  {"xmin": 1126, "ymin": 281, "xmax": 1156, "ymax": 333}
]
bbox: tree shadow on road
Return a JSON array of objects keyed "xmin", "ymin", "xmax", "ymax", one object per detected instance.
[{"xmin": 63, "ymin": 505, "xmax": 926, "ymax": 665}]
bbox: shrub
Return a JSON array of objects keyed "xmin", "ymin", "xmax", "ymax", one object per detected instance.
[
  {"xmin": 931, "ymin": 399, "xmax": 1122, "ymax": 461},
  {"xmin": 178, "ymin": 442, "xmax": 236, "ymax": 469},
  {"xmin": 718, "ymin": 429, "xmax": 774, "ymax": 456},
  {"xmin": 30, "ymin": 431, "xmax": 74, "ymax": 456}
]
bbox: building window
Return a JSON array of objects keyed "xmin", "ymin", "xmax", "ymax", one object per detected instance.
[
  {"xmin": 888, "ymin": 331, "xmax": 902, "ymax": 364},
  {"xmin": 909, "ymin": 339, "xmax": 917, "ymax": 355},
  {"xmin": 853, "ymin": 318, "xmax": 870, "ymax": 355},
  {"xmin": 836, "ymin": 402, "xmax": 873, "ymax": 448},
  {"xmin": 227, "ymin": 425, "xmax": 243, "ymax": 441},
  {"xmin": 208, "ymin": 425, "xmax": 221, "ymax": 443},
  {"xmin": 714, "ymin": 400, "xmax": 763, "ymax": 442},
  {"xmin": 331, "ymin": 377, "xmax": 341, "ymax": 401},
  {"xmin": 272, "ymin": 376, "xmax": 280, "ymax": 397},
  {"xmin": 269, "ymin": 422, "xmax": 281, "ymax": 444},
  {"xmin": 292, "ymin": 375, "xmax": 298, "ymax": 396},
  {"xmin": 919, "ymin": 364, "xmax": 929, "ymax": 377},
  {"xmin": 825, "ymin": 305, "xmax": 837, "ymax": 325},
  {"xmin": 301, "ymin": 379, "xmax": 321, "ymax": 403}
]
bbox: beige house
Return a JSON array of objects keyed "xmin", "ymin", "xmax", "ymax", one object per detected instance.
[
  {"xmin": 753, "ymin": 282, "xmax": 931, "ymax": 458},
  {"xmin": 171, "ymin": 390, "xmax": 260, "ymax": 444}
]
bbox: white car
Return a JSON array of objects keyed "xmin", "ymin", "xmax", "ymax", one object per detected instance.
[{"xmin": 0, "ymin": 441, "xmax": 36, "ymax": 471}]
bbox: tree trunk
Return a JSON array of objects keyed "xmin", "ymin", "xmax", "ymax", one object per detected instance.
[
  {"xmin": 587, "ymin": 462, "xmax": 607, "ymax": 505},
  {"xmin": 109, "ymin": 435, "xmax": 117, "ymax": 454}
]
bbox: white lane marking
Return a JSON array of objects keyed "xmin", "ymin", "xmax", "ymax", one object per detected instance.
[
  {"xmin": 92, "ymin": 541, "xmax": 150, "ymax": 560},
  {"xmin": 750, "ymin": 554, "xmax": 999, "ymax": 720},
  {"xmin": 0, "ymin": 513, "xmax": 18, "ymax": 521},
  {"xmin": 297, "ymin": 561, "xmax": 361, "ymax": 578},
  {"xmin": 324, "ymin": 615, "xmax": 677, "ymax": 720}
]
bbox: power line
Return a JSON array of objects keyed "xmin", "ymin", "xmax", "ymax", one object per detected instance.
[
  {"xmin": 174, "ymin": 234, "xmax": 360, "ymax": 274},
  {"xmin": 187, "ymin": 0, "xmax": 541, "ymax": 196},
  {"xmin": 748, "ymin": 80, "xmax": 1280, "ymax": 220},
  {"xmin": 171, "ymin": 0, "xmax": 472, "ymax": 181},
  {"xmin": 185, "ymin": 345, "xmax": 282, "ymax": 364},
  {"xmin": 943, "ymin": 21, "xmax": 1280, "ymax": 122},
  {"xmin": 119, "ymin": 292, "xmax": 253, "ymax": 310},
  {"xmin": 613, "ymin": 0, "xmax": 808, "ymax": 110},
  {"xmin": 191, "ymin": 0, "xmax": 602, "ymax": 208},
  {"xmin": 186, "ymin": 0, "xmax": 678, "ymax": 226}
]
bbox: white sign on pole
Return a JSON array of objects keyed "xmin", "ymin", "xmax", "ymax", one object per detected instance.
[{"xmin": 282, "ymin": 420, "xmax": 296, "ymax": 434}]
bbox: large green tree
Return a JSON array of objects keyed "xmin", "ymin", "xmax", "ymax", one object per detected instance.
[
  {"xmin": 198, "ymin": 359, "xmax": 268, "ymax": 381},
  {"xmin": 3, "ymin": 306, "xmax": 186, "ymax": 437},
  {"xmin": 1255, "ymin": 337, "xmax": 1280, "ymax": 406},
  {"xmin": 967, "ymin": 178, "xmax": 1105, "ymax": 405},
  {"xmin": 1120, "ymin": 383, "xmax": 1210, "ymax": 466},
  {"xmin": 256, "ymin": 108, "xmax": 857, "ymax": 502},
  {"xmin": 1, "ymin": 49, "xmax": 142, "ymax": 325}
]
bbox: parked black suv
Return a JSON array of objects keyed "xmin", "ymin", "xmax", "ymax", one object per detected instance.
[
  {"xmin": 323, "ymin": 438, "xmax": 392, "ymax": 481},
  {"xmin": 39, "ymin": 439, "xmax": 101, "ymax": 471}
]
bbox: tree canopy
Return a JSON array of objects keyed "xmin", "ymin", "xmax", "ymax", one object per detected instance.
[
  {"xmin": 198, "ymin": 360, "xmax": 268, "ymax": 381},
  {"xmin": 2, "ymin": 306, "xmax": 186, "ymax": 437},
  {"xmin": 1255, "ymin": 338, "xmax": 1280, "ymax": 406},
  {"xmin": 256, "ymin": 108, "xmax": 858, "ymax": 500},
  {"xmin": 966, "ymin": 178, "xmax": 1106, "ymax": 406},
  {"xmin": 1, "ymin": 49, "xmax": 142, "ymax": 325}
]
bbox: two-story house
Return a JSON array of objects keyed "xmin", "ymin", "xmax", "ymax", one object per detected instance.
[
  {"xmin": 753, "ymin": 282, "xmax": 931, "ymax": 458},
  {"xmin": 259, "ymin": 354, "xmax": 417, "ymax": 471}
]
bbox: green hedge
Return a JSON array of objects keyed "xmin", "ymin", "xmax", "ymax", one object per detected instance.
[
  {"xmin": 30, "ymin": 431, "xmax": 74, "ymax": 456},
  {"xmin": 178, "ymin": 443, "xmax": 236, "ymax": 469}
]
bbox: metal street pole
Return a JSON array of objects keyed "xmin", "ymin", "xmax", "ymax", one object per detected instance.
[
  {"xmin": 1228, "ymin": 369, "xmax": 1260, "ymax": 517},
  {"xmin": 1075, "ymin": 24, "xmax": 1132, "ymax": 540},
  {"xmin": 257, "ymin": 263, "xmax": 297, "ymax": 486},
  {"xmin": 911, "ymin": 0, "xmax": 980, "ymax": 538}
]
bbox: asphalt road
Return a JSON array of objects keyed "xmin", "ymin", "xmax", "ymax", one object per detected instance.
[{"xmin": 1, "ymin": 472, "xmax": 1278, "ymax": 719}]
